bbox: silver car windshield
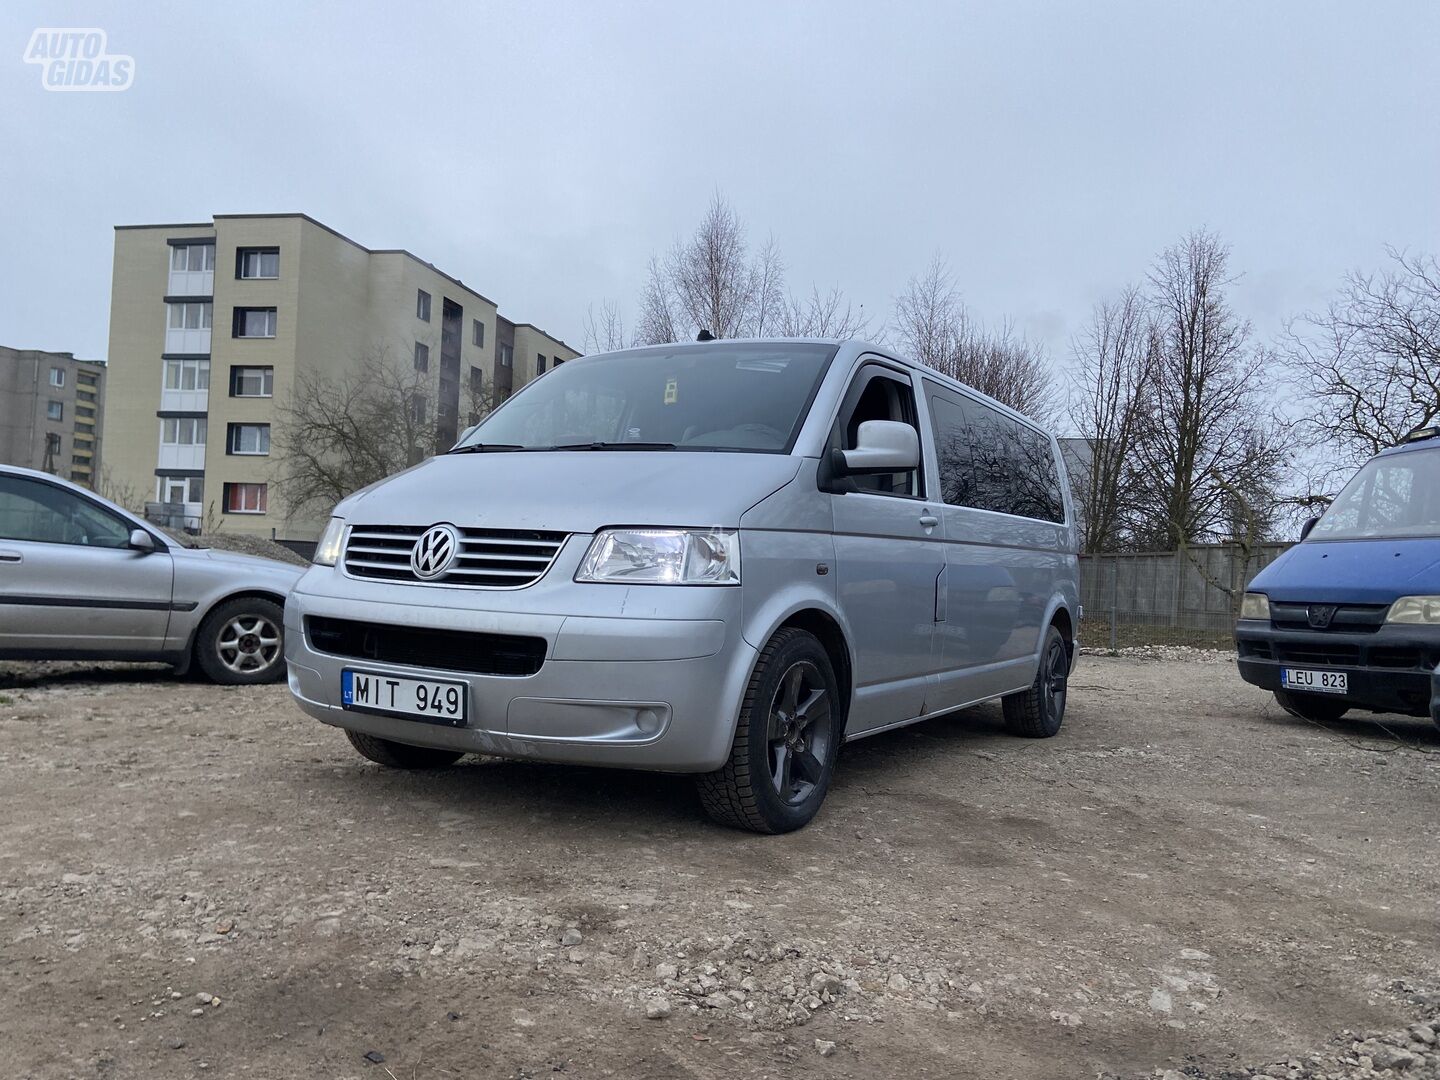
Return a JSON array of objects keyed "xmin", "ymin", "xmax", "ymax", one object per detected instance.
[
  {"xmin": 455, "ymin": 342, "xmax": 838, "ymax": 454},
  {"xmin": 1310, "ymin": 446, "xmax": 1440, "ymax": 540}
]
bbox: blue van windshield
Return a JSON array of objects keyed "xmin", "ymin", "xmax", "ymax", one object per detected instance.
[
  {"xmin": 456, "ymin": 342, "xmax": 837, "ymax": 454},
  {"xmin": 1310, "ymin": 446, "xmax": 1440, "ymax": 540}
]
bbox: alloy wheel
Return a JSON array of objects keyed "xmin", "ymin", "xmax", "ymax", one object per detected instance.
[
  {"xmin": 766, "ymin": 660, "xmax": 833, "ymax": 806},
  {"xmin": 216, "ymin": 614, "xmax": 282, "ymax": 675}
]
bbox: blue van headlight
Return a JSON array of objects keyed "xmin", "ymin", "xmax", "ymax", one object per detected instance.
[
  {"xmin": 576, "ymin": 528, "xmax": 740, "ymax": 585},
  {"xmin": 1239, "ymin": 593, "xmax": 1270, "ymax": 620},
  {"xmin": 1384, "ymin": 596, "xmax": 1440, "ymax": 624}
]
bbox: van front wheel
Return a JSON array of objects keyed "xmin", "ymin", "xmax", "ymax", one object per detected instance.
[
  {"xmin": 697, "ymin": 628, "xmax": 841, "ymax": 834},
  {"xmin": 1002, "ymin": 625, "xmax": 1069, "ymax": 737}
]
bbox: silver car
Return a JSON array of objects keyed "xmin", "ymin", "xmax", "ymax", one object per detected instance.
[
  {"xmin": 286, "ymin": 340, "xmax": 1080, "ymax": 831},
  {"xmin": 0, "ymin": 465, "xmax": 302, "ymax": 683}
]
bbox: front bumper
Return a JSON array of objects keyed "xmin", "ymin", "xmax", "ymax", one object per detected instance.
[
  {"xmin": 284, "ymin": 583, "xmax": 757, "ymax": 773},
  {"xmin": 1234, "ymin": 618, "xmax": 1440, "ymax": 718}
]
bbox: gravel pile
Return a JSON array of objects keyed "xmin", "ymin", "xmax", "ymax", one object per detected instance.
[
  {"xmin": 162, "ymin": 530, "xmax": 309, "ymax": 566},
  {"xmin": 1082, "ymin": 643, "xmax": 1233, "ymax": 664},
  {"xmin": 1134, "ymin": 983, "xmax": 1440, "ymax": 1079}
]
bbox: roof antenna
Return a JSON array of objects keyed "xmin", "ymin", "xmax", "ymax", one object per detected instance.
[{"xmin": 696, "ymin": 329, "xmax": 715, "ymax": 342}]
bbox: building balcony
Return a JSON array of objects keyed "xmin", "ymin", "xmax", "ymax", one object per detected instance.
[
  {"xmin": 159, "ymin": 387, "xmax": 208, "ymax": 412},
  {"xmin": 168, "ymin": 267, "xmax": 214, "ymax": 297},
  {"xmin": 157, "ymin": 443, "xmax": 205, "ymax": 471},
  {"xmin": 165, "ymin": 327, "xmax": 211, "ymax": 354}
]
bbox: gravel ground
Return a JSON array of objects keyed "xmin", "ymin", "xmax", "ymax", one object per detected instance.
[{"xmin": 1, "ymin": 655, "xmax": 1437, "ymax": 1079}]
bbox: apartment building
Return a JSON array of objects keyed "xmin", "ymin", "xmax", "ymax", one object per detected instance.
[
  {"xmin": 0, "ymin": 347, "xmax": 106, "ymax": 487},
  {"xmin": 105, "ymin": 213, "xmax": 577, "ymax": 545}
]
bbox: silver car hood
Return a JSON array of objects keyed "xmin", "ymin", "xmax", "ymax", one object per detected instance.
[
  {"xmin": 337, "ymin": 451, "xmax": 804, "ymax": 532},
  {"xmin": 171, "ymin": 546, "xmax": 300, "ymax": 573}
]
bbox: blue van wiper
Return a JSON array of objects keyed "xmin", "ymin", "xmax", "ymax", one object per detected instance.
[
  {"xmin": 448, "ymin": 443, "xmax": 525, "ymax": 454},
  {"xmin": 549, "ymin": 441, "xmax": 678, "ymax": 451}
]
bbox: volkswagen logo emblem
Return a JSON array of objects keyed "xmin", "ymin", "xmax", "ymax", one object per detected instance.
[{"xmin": 410, "ymin": 524, "xmax": 460, "ymax": 580}]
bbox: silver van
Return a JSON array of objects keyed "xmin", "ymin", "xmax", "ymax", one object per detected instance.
[{"xmin": 285, "ymin": 340, "xmax": 1080, "ymax": 832}]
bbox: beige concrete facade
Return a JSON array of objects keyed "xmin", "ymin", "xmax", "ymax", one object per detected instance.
[
  {"xmin": 104, "ymin": 213, "xmax": 576, "ymax": 545},
  {"xmin": 0, "ymin": 346, "xmax": 106, "ymax": 488}
]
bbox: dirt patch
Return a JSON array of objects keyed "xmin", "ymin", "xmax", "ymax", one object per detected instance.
[
  {"xmin": 1, "ymin": 658, "xmax": 1437, "ymax": 1078},
  {"xmin": 159, "ymin": 528, "xmax": 310, "ymax": 567}
]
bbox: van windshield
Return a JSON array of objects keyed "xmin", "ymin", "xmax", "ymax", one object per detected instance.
[
  {"xmin": 455, "ymin": 342, "xmax": 837, "ymax": 454},
  {"xmin": 1310, "ymin": 446, "xmax": 1440, "ymax": 540}
]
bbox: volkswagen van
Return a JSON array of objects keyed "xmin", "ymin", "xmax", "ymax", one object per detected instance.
[
  {"xmin": 1236, "ymin": 428, "xmax": 1440, "ymax": 728},
  {"xmin": 285, "ymin": 339, "xmax": 1081, "ymax": 832}
]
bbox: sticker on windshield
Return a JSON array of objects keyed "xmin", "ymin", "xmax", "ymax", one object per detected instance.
[{"xmin": 664, "ymin": 377, "xmax": 678, "ymax": 405}]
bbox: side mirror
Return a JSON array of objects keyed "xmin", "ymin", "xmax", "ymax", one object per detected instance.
[
  {"xmin": 835, "ymin": 420, "xmax": 920, "ymax": 475},
  {"xmin": 128, "ymin": 528, "xmax": 157, "ymax": 553},
  {"xmin": 1299, "ymin": 515, "xmax": 1321, "ymax": 541},
  {"xmin": 453, "ymin": 424, "xmax": 479, "ymax": 449}
]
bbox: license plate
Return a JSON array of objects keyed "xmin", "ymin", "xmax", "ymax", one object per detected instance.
[
  {"xmin": 1281, "ymin": 667, "xmax": 1348, "ymax": 695},
  {"xmin": 341, "ymin": 669, "xmax": 467, "ymax": 726}
]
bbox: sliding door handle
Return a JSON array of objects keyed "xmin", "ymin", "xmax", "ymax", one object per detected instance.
[{"xmin": 918, "ymin": 514, "xmax": 939, "ymax": 529}]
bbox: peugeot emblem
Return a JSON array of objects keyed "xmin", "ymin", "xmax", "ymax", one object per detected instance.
[
  {"xmin": 1307, "ymin": 603, "xmax": 1337, "ymax": 629},
  {"xmin": 410, "ymin": 523, "xmax": 460, "ymax": 580}
]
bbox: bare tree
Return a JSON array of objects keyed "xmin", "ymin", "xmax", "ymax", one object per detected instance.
[
  {"xmin": 1132, "ymin": 230, "xmax": 1288, "ymax": 549},
  {"xmin": 95, "ymin": 464, "xmax": 143, "ymax": 513},
  {"xmin": 891, "ymin": 255, "xmax": 1058, "ymax": 422},
  {"xmin": 1067, "ymin": 286, "xmax": 1157, "ymax": 552},
  {"xmin": 1282, "ymin": 248, "xmax": 1440, "ymax": 469},
  {"xmin": 582, "ymin": 300, "xmax": 628, "ymax": 353},
  {"xmin": 752, "ymin": 236, "xmax": 786, "ymax": 337},
  {"xmin": 776, "ymin": 285, "xmax": 873, "ymax": 339},
  {"xmin": 273, "ymin": 346, "xmax": 449, "ymax": 517}
]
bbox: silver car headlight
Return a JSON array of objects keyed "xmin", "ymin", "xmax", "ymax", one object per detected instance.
[
  {"xmin": 1384, "ymin": 596, "xmax": 1440, "ymax": 624},
  {"xmin": 1239, "ymin": 592, "xmax": 1271, "ymax": 620},
  {"xmin": 313, "ymin": 517, "xmax": 347, "ymax": 567},
  {"xmin": 576, "ymin": 528, "xmax": 739, "ymax": 585}
]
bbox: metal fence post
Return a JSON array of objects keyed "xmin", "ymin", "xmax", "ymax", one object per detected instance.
[{"xmin": 1110, "ymin": 552, "xmax": 1118, "ymax": 651}]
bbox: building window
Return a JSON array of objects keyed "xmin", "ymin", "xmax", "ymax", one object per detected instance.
[
  {"xmin": 411, "ymin": 394, "xmax": 427, "ymax": 423},
  {"xmin": 160, "ymin": 417, "xmax": 207, "ymax": 445},
  {"xmin": 233, "ymin": 307, "xmax": 277, "ymax": 338},
  {"xmin": 45, "ymin": 432, "xmax": 62, "ymax": 456},
  {"xmin": 47, "ymin": 400, "xmax": 63, "ymax": 421},
  {"xmin": 75, "ymin": 422, "xmax": 95, "ymax": 435},
  {"xmin": 77, "ymin": 371, "xmax": 97, "ymax": 387},
  {"xmin": 537, "ymin": 353, "xmax": 547, "ymax": 375},
  {"xmin": 229, "ymin": 366, "xmax": 274, "ymax": 397},
  {"xmin": 223, "ymin": 482, "xmax": 267, "ymax": 514},
  {"xmin": 167, "ymin": 302, "xmax": 213, "ymax": 330},
  {"xmin": 227, "ymin": 423, "xmax": 271, "ymax": 455},
  {"xmin": 164, "ymin": 358, "xmax": 211, "ymax": 391},
  {"xmin": 554, "ymin": 356, "xmax": 565, "ymax": 366},
  {"xmin": 237, "ymin": 248, "xmax": 279, "ymax": 279},
  {"xmin": 414, "ymin": 342, "xmax": 430, "ymax": 372},
  {"xmin": 469, "ymin": 365, "xmax": 484, "ymax": 390},
  {"xmin": 170, "ymin": 243, "xmax": 215, "ymax": 272},
  {"xmin": 76, "ymin": 389, "xmax": 96, "ymax": 403},
  {"xmin": 49, "ymin": 367, "xmax": 65, "ymax": 388},
  {"xmin": 499, "ymin": 343, "xmax": 513, "ymax": 368},
  {"xmin": 416, "ymin": 290, "xmax": 431, "ymax": 321},
  {"xmin": 472, "ymin": 319, "xmax": 485, "ymax": 347}
]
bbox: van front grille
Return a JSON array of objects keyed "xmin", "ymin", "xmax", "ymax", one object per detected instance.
[
  {"xmin": 305, "ymin": 616, "xmax": 546, "ymax": 676},
  {"xmin": 343, "ymin": 525, "xmax": 566, "ymax": 588}
]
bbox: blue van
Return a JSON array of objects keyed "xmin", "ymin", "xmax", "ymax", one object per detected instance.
[{"xmin": 1236, "ymin": 428, "xmax": 1440, "ymax": 728}]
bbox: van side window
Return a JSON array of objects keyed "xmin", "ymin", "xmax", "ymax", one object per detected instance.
[
  {"xmin": 833, "ymin": 367, "xmax": 922, "ymax": 497},
  {"xmin": 926, "ymin": 384, "xmax": 1064, "ymax": 523}
]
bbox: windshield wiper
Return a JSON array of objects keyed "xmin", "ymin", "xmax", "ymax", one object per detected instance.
[
  {"xmin": 448, "ymin": 443, "xmax": 525, "ymax": 454},
  {"xmin": 548, "ymin": 441, "xmax": 679, "ymax": 451}
]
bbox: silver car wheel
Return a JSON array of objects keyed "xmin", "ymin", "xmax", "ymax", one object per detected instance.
[{"xmin": 215, "ymin": 613, "xmax": 282, "ymax": 674}]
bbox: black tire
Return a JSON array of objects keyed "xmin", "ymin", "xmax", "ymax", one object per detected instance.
[
  {"xmin": 194, "ymin": 596, "xmax": 286, "ymax": 685},
  {"xmin": 345, "ymin": 730, "xmax": 465, "ymax": 770},
  {"xmin": 697, "ymin": 628, "xmax": 842, "ymax": 834},
  {"xmin": 1274, "ymin": 690, "xmax": 1349, "ymax": 723},
  {"xmin": 1002, "ymin": 625, "xmax": 1070, "ymax": 738}
]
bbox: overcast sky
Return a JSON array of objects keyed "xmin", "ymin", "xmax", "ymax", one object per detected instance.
[{"xmin": 3, "ymin": 1, "xmax": 1437, "ymax": 395}]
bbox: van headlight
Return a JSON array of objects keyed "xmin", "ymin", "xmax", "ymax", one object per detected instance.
[
  {"xmin": 313, "ymin": 517, "xmax": 347, "ymax": 567},
  {"xmin": 1239, "ymin": 592, "xmax": 1271, "ymax": 620},
  {"xmin": 576, "ymin": 528, "xmax": 740, "ymax": 585},
  {"xmin": 1385, "ymin": 596, "xmax": 1440, "ymax": 624}
]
